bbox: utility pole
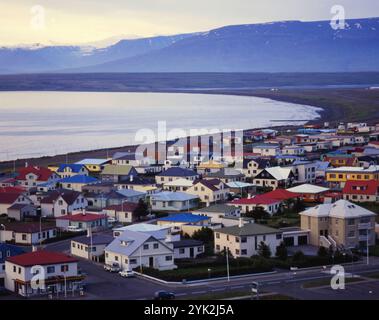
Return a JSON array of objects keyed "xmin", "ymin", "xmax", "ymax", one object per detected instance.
[
  {"xmin": 226, "ymin": 247, "xmax": 230, "ymax": 282},
  {"xmin": 367, "ymin": 231, "xmax": 370, "ymax": 265}
]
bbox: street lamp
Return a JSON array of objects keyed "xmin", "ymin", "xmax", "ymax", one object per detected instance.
[{"xmin": 208, "ymin": 268, "xmax": 212, "ymax": 279}]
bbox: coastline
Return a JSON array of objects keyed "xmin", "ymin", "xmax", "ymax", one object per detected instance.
[{"xmin": 1, "ymin": 85, "xmax": 378, "ymax": 172}]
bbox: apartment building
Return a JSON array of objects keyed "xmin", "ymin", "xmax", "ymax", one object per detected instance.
[
  {"xmin": 326, "ymin": 166, "xmax": 379, "ymax": 188},
  {"xmin": 300, "ymin": 200, "xmax": 376, "ymax": 249}
]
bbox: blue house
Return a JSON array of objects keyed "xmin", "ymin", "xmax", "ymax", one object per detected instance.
[{"xmin": 57, "ymin": 164, "xmax": 89, "ymax": 178}]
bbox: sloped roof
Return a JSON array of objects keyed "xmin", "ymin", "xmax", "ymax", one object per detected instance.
[
  {"xmin": 40, "ymin": 190, "xmax": 81, "ymax": 205},
  {"xmin": 104, "ymin": 202, "xmax": 139, "ymax": 212},
  {"xmin": 265, "ymin": 189, "xmax": 301, "ymax": 200},
  {"xmin": 7, "ymin": 250, "xmax": 77, "ymax": 267},
  {"xmin": 101, "ymin": 165, "xmax": 135, "ymax": 175},
  {"xmin": 300, "ymin": 200, "xmax": 376, "ymax": 218},
  {"xmin": 56, "ymin": 213, "xmax": 107, "ymax": 222},
  {"xmin": 343, "ymin": 180, "xmax": 379, "ymax": 195},
  {"xmin": 75, "ymin": 159, "xmax": 109, "ymax": 165},
  {"xmin": 0, "ymin": 192, "xmax": 21, "ymax": 204},
  {"xmin": 217, "ymin": 223, "xmax": 281, "ymax": 236},
  {"xmin": 73, "ymin": 234, "xmax": 113, "ymax": 246},
  {"xmin": 163, "ymin": 178, "xmax": 194, "ymax": 187},
  {"xmin": 157, "ymin": 167, "xmax": 198, "ymax": 177},
  {"xmin": 205, "ymin": 168, "xmax": 244, "ymax": 179},
  {"xmin": 0, "ymin": 244, "xmax": 25, "ymax": 264},
  {"xmin": 57, "ymin": 164, "xmax": 86, "ymax": 173},
  {"xmin": 287, "ymin": 184, "xmax": 329, "ymax": 194},
  {"xmin": 158, "ymin": 213, "xmax": 210, "ymax": 223},
  {"xmin": 194, "ymin": 204, "xmax": 238, "ymax": 214},
  {"xmin": 230, "ymin": 194, "xmax": 281, "ymax": 205},
  {"xmin": 17, "ymin": 166, "xmax": 53, "ymax": 181},
  {"xmin": 151, "ymin": 191, "xmax": 199, "ymax": 202},
  {"xmin": 265, "ymin": 167, "xmax": 292, "ymax": 180},
  {"xmin": 59, "ymin": 175, "xmax": 99, "ymax": 184}
]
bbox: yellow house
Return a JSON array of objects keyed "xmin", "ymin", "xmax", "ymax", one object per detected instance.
[
  {"xmin": 326, "ymin": 166, "xmax": 379, "ymax": 188},
  {"xmin": 75, "ymin": 159, "xmax": 110, "ymax": 174},
  {"xmin": 197, "ymin": 160, "xmax": 225, "ymax": 174}
]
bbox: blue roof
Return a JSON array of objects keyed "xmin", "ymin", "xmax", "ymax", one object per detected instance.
[
  {"xmin": 0, "ymin": 244, "xmax": 25, "ymax": 263},
  {"xmin": 57, "ymin": 164, "xmax": 86, "ymax": 173},
  {"xmin": 59, "ymin": 175, "xmax": 99, "ymax": 184},
  {"xmin": 159, "ymin": 213, "xmax": 210, "ymax": 223},
  {"xmin": 157, "ymin": 167, "xmax": 197, "ymax": 177}
]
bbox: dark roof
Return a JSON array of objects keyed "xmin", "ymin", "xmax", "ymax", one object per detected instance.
[
  {"xmin": 0, "ymin": 192, "xmax": 21, "ymax": 204},
  {"xmin": 40, "ymin": 190, "xmax": 81, "ymax": 205},
  {"xmin": 0, "ymin": 244, "xmax": 25, "ymax": 264},
  {"xmin": 193, "ymin": 179, "xmax": 223, "ymax": 191},
  {"xmin": 242, "ymin": 158, "xmax": 273, "ymax": 169},
  {"xmin": 56, "ymin": 213, "xmax": 107, "ymax": 222},
  {"xmin": 73, "ymin": 234, "xmax": 113, "ymax": 246},
  {"xmin": 157, "ymin": 167, "xmax": 198, "ymax": 177},
  {"xmin": 205, "ymin": 168, "xmax": 244, "ymax": 179},
  {"xmin": 57, "ymin": 164, "xmax": 86, "ymax": 173},
  {"xmin": 3, "ymin": 223, "xmax": 56, "ymax": 233},
  {"xmin": 172, "ymin": 239, "xmax": 204, "ymax": 248},
  {"xmin": 6, "ymin": 250, "xmax": 77, "ymax": 267},
  {"xmin": 7, "ymin": 203, "xmax": 35, "ymax": 211},
  {"xmin": 216, "ymin": 223, "xmax": 281, "ymax": 236},
  {"xmin": 159, "ymin": 213, "xmax": 210, "ymax": 223},
  {"xmin": 118, "ymin": 175, "xmax": 155, "ymax": 185},
  {"xmin": 194, "ymin": 204, "xmax": 238, "ymax": 214},
  {"xmin": 104, "ymin": 202, "xmax": 139, "ymax": 212}
]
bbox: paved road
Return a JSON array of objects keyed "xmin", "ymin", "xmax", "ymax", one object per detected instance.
[{"xmin": 41, "ymin": 235, "xmax": 379, "ymax": 300}]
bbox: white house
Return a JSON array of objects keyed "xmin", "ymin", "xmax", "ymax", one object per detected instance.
[
  {"xmin": 71, "ymin": 234, "xmax": 113, "ymax": 262},
  {"xmin": 4, "ymin": 250, "xmax": 83, "ymax": 297},
  {"xmin": 0, "ymin": 223, "xmax": 57, "ymax": 245},
  {"xmin": 171, "ymin": 239, "xmax": 205, "ymax": 259},
  {"xmin": 214, "ymin": 223, "xmax": 283, "ymax": 258},
  {"xmin": 40, "ymin": 190, "xmax": 87, "ymax": 218},
  {"xmin": 150, "ymin": 191, "xmax": 199, "ymax": 212},
  {"xmin": 104, "ymin": 229, "xmax": 177, "ymax": 271}
]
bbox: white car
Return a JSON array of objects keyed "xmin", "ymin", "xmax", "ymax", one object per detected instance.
[
  {"xmin": 104, "ymin": 263, "xmax": 121, "ymax": 273},
  {"xmin": 67, "ymin": 225, "xmax": 84, "ymax": 232},
  {"xmin": 119, "ymin": 270, "xmax": 135, "ymax": 278}
]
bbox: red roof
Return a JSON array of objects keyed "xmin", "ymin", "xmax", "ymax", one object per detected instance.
[
  {"xmin": 0, "ymin": 192, "xmax": 21, "ymax": 204},
  {"xmin": 0, "ymin": 186, "xmax": 25, "ymax": 194},
  {"xmin": 16, "ymin": 166, "xmax": 53, "ymax": 182},
  {"xmin": 231, "ymin": 194, "xmax": 280, "ymax": 205},
  {"xmin": 369, "ymin": 141, "xmax": 379, "ymax": 146},
  {"xmin": 6, "ymin": 250, "xmax": 77, "ymax": 267},
  {"xmin": 264, "ymin": 189, "xmax": 301, "ymax": 201},
  {"xmin": 343, "ymin": 180, "xmax": 379, "ymax": 196},
  {"xmin": 56, "ymin": 213, "xmax": 107, "ymax": 222}
]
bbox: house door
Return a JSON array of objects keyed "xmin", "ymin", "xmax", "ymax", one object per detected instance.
[
  {"xmin": 149, "ymin": 257, "xmax": 154, "ymax": 268},
  {"xmin": 190, "ymin": 248, "xmax": 194, "ymax": 258}
]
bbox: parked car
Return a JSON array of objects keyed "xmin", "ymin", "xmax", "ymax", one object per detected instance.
[
  {"xmin": 107, "ymin": 217, "xmax": 117, "ymax": 224},
  {"xmin": 104, "ymin": 262, "xmax": 121, "ymax": 273},
  {"xmin": 67, "ymin": 225, "xmax": 84, "ymax": 232},
  {"xmin": 119, "ymin": 269, "xmax": 135, "ymax": 278},
  {"xmin": 154, "ymin": 290, "xmax": 176, "ymax": 300}
]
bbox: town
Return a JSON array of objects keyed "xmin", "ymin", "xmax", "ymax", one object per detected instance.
[{"xmin": 1, "ymin": 120, "xmax": 379, "ymax": 300}]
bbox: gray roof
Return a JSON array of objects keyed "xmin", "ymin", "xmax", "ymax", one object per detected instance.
[
  {"xmin": 216, "ymin": 223, "xmax": 281, "ymax": 236},
  {"xmin": 194, "ymin": 204, "xmax": 238, "ymax": 214},
  {"xmin": 172, "ymin": 239, "xmax": 204, "ymax": 248},
  {"xmin": 205, "ymin": 168, "xmax": 244, "ymax": 179},
  {"xmin": 73, "ymin": 234, "xmax": 114, "ymax": 246}
]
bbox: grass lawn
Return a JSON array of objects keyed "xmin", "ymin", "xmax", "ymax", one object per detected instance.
[
  {"xmin": 364, "ymin": 272, "xmax": 379, "ymax": 279},
  {"xmin": 302, "ymin": 277, "xmax": 363, "ymax": 289},
  {"xmin": 369, "ymin": 245, "xmax": 379, "ymax": 257},
  {"xmin": 183, "ymin": 290, "xmax": 251, "ymax": 300}
]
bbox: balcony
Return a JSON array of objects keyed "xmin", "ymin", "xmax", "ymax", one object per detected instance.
[
  {"xmin": 358, "ymin": 223, "xmax": 372, "ymax": 229},
  {"xmin": 359, "ymin": 235, "xmax": 369, "ymax": 241}
]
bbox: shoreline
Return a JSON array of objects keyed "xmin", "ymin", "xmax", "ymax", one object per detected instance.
[{"xmin": 0, "ymin": 86, "xmax": 378, "ymax": 172}]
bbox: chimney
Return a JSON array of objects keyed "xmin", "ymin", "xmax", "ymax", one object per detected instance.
[
  {"xmin": 25, "ymin": 161, "xmax": 28, "ymax": 168},
  {"xmin": 247, "ymin": 193, "xmax": 252, "ymax": 199},
  {"xmin": 87, "ymin": 227, "xmax": 92, "ymax": 238},
  {"xmin": 238, "ymin": 218, "xmax": 243, "ymax": 228},
  {"xmin": 82, "ymin": 209, "xmax": 86, "ymax": 216},
  {"xmin": 32, "ymin": 245, "xmax": 38, "ymax": 252}
]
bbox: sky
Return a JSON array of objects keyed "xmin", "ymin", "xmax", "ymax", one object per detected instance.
[{"xmin": 1, "ymin": 0, "xmax": 379, "ymax": 46}]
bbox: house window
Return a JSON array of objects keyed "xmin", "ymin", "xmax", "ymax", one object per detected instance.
[
  {"xmin": 130, "ymin": 259, "xmax": 137, "ymax": 264},
  {"xmin": 348, "ymin": 219, "xmax": 355, "ymax": 226},
  {"xmin": 22, "ymin": 234, "xmax": 27, "ymax": 241},
  {"xmin": 198, "ymin": 246, "xmax": 203, "ymax": 252},
  {"xmin": 47, "ymin": 266, "xmax": 55, "ymax": 274},
  {"xmin": 153, "ymin": 243, "xmax": 159, "ymax": 249},
  {"xmin": 241, "ymin": 249, "xmax": 247, "ymax": 255},
  {"xmin": 143, "ymin": 244, "xmax": 149, "ymax": 250},
  {"xmin": 216, "ymin": 245, "xmax": 220, "ymax": 251},
  {"xmin": 165, "ymin": 256, "xmax": 173, "ymax": 261},
  {"xmin": 235, "ymin": 237, "xmax": 240, "ymax": 243},
  {"xmin": 215, "ymin": 233, "xmax": 220, "ymax": 239},
  {"xmin": 276, "ymin": 234, "xmax": 282, "ymax": 240},
  {"xmin": 61, "ymin": 265, "xmax": 69, "ymax": 272},
  {"xmin": 72, "ymin": 243, "xmax": 76, "ymax": 248},
  {"xmin": 241, "ymin": 237, "xmax": 247, "ymax": 243},
  {"xmin": 179, "ymin": 248, "xmax": 185, "ymax": 254},
  {"xmin": 235, "ymin": 249, "xmax": 240, "ymax": 255},
  {"xmin": 115, "ymin": 256, "xmax": 119, "ymax": 261},
  {"xmin": 348, "ymin": 230, "xmax": 355, "ymax": 238}
]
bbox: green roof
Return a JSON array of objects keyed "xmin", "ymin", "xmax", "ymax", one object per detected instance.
[
  {"xmin": 101, "ymin": 165, "xmax": 134, "ymax": 175},
  {"xmin": 216, "ymin": 223, "xmax": 281, "ymax": 236}
]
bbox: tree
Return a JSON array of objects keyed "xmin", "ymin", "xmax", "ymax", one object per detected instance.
[
  {"xmin": 246, "ymin": 207, "xmax": 270, "ymax": 220},
  {"xmin": 275, "ymin": 242, "xmax": 288, "ymax": 260},
  {"xmin": 134, "ymin": 199, "xmax": 148, "ymax": 220},
  {"xmin": 292, "ymin": 250, "xmax": 305, "ymax": 262},
  {"xmin": 257, "ymin": 241, "xmax": 271, "ymax": 258},
  {"xmin": 192, "ymin": 227, "xmax": 214, "ymax": 243},
  {"xmin": 317, "ymin": 246, "xmax": 328, "ymax": 258}
]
